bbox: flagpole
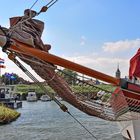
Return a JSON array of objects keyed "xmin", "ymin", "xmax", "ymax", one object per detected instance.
[
  {"xmin": 0, "ymin": 58, "xmax": 5, "ymax": 85},
  {"xmin": 0, "ymin": 65, "xmax": 1, "ymax": 85}
]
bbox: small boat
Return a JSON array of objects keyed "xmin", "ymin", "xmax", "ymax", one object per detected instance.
[
  {"xmin": 40, "ymin": 94, "xmax": 51, "ymax": 102},
  {"xmin": 26, "ymin": 90, "xmax": 37, "ymax": 102}
]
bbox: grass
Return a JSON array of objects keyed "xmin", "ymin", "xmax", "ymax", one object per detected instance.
[
  {"xmin": 0, "ymin": 105, "xmax": 20, "ymax": 124},
  {"xmin": 16, "ymin": 84, "xmax": 54, "ymax": 94},
  {"xmin": 96, "ymin": 84, "xmax": 116, "ymax": 92}
]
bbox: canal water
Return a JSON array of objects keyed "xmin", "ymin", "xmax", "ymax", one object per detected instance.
[{"xmin": 0, "ymin": 101, "xmax": 123, "ymax": 140}]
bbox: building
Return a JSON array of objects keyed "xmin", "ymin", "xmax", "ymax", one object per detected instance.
[{"xmin": 115, "ymin": 64, "xmax": 121, "ymax": 78}]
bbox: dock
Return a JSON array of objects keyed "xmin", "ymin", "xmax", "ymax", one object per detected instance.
[
  {"xmin": 1, "ymin": 101, "xmax": 22, "ymax": 109},
  {"xmin": 0, "ymin": 98, "xmax": 22, "ymax": 109},
  {"xmin": 0, "ymin": 85, "xmax": 22, "ymax": 109}
]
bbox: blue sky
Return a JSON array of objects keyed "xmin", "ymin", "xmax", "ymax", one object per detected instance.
[{"xmin": 0, "ymin": 0, "xmax": 140, "ymax": 81}]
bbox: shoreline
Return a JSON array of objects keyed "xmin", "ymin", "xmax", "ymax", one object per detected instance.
[{"xmin": 0, "ymin": 105, "xmax": 20, "ymax": 125}]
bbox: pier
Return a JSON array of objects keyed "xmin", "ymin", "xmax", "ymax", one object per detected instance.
[
  {"xmin": 0, "ymin": 85, "xmax": 22, "ymax": 109},
  {"xmin": 0, "ymin": 101, "xmax": 22, "ymax": 109}
]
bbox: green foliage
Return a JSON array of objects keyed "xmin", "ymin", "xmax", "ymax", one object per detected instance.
[
  {"xmin": 101, "ymin": 93, "xmax": 111, "ymax": 102},
  {"xmin": 16, "ymin": 84, "xmax": 55, "ymax": 94},
  {"xmin": 0, "ymin": 105, "xmax": 20, "ymax": 124},
  {"xmin": 72, "ymin": 85, "xmax": 99, "ymax": 93},
  {"xmin": 16, "ymin": 83, "xmax": 116, "ymax": 95},
  {"xmin": 96, "ymin": 84, "xmax": 116, "ymax": 92},
  {"xmin": 71, "ymin": 84, "xmax": 116, "ymax": 94},
  {"xmin": 58, "ymin": 68, "xmax": 77, "ymax": 85}
]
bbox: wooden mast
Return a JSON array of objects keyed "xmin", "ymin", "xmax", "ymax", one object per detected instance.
[{"xmin": 0, "ymin": 36, "xmax": 120, "ymax": 85}]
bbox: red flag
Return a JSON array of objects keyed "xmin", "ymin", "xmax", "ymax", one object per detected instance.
[
  {"xmin": 129, "ymin": 48, "xmax": 140, "ymax": 79},
  {"xmin": 0, "ymin": 65, "xmax": 6, "ymax": 68}
]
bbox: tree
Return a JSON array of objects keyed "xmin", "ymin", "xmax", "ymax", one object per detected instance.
[
  {"xmin": 1, "ymin": 73, "xmax": 30, "ymax": 85},
  {"xmin": 58, "ymin": 68, "xmax": 77, "ymax": 85}
]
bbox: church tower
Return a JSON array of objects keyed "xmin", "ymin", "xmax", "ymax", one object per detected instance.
[{"xmin": 115, "ymin": 64, "xmax": 121, "ymax": 78}]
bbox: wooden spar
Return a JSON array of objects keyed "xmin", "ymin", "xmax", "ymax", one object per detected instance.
[{"xmin": 0, "ymin": 36, "xmax": 120, "ymax": 85}]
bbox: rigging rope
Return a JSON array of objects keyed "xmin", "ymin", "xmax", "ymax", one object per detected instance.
[
  {"xmin": 57, "ymin": 68, "xmax": 113, "ymax": 93},
  {"xmin": 30, "ymin": 0, "xmax": 39, "ymax": 10},
  {"xmin": 7, "ymin": 52, "xmax": 97, "ymax": 140},
  {"xmin": 37, "ymin": 0, "xmax": 58, "ymax": 16},
  {"xmin": 67, "ymin": 111, "xmax": 98, "ymax": 140},
  {"xmin": 6, "ymin": 0, "xmax": 58, "ymax": 38}
]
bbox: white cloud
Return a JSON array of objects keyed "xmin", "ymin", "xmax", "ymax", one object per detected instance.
[
  {"xmin": 80, "ymin": 35, "xmax": 86, "ymax": 46},
  {"xmin": 62, "ymin": 54, "xmax": 129, "ymax": 79},
  {"xmin": 102, "ymin": 39, "xmax": 140, "ymax": 53}
]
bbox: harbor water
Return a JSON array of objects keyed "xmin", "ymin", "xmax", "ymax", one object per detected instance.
[{"xmin": 0, "ymin": 101, "xmax": 123, "ymax": 140}]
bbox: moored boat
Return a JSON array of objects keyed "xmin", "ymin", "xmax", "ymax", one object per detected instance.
[
  {"xmin": 26, "ymin": 89, "xmax": 37, "ymax": 102},
  {"xmin": 40, "ymin": 94, "xmax": 51, "ymax": 102}
]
